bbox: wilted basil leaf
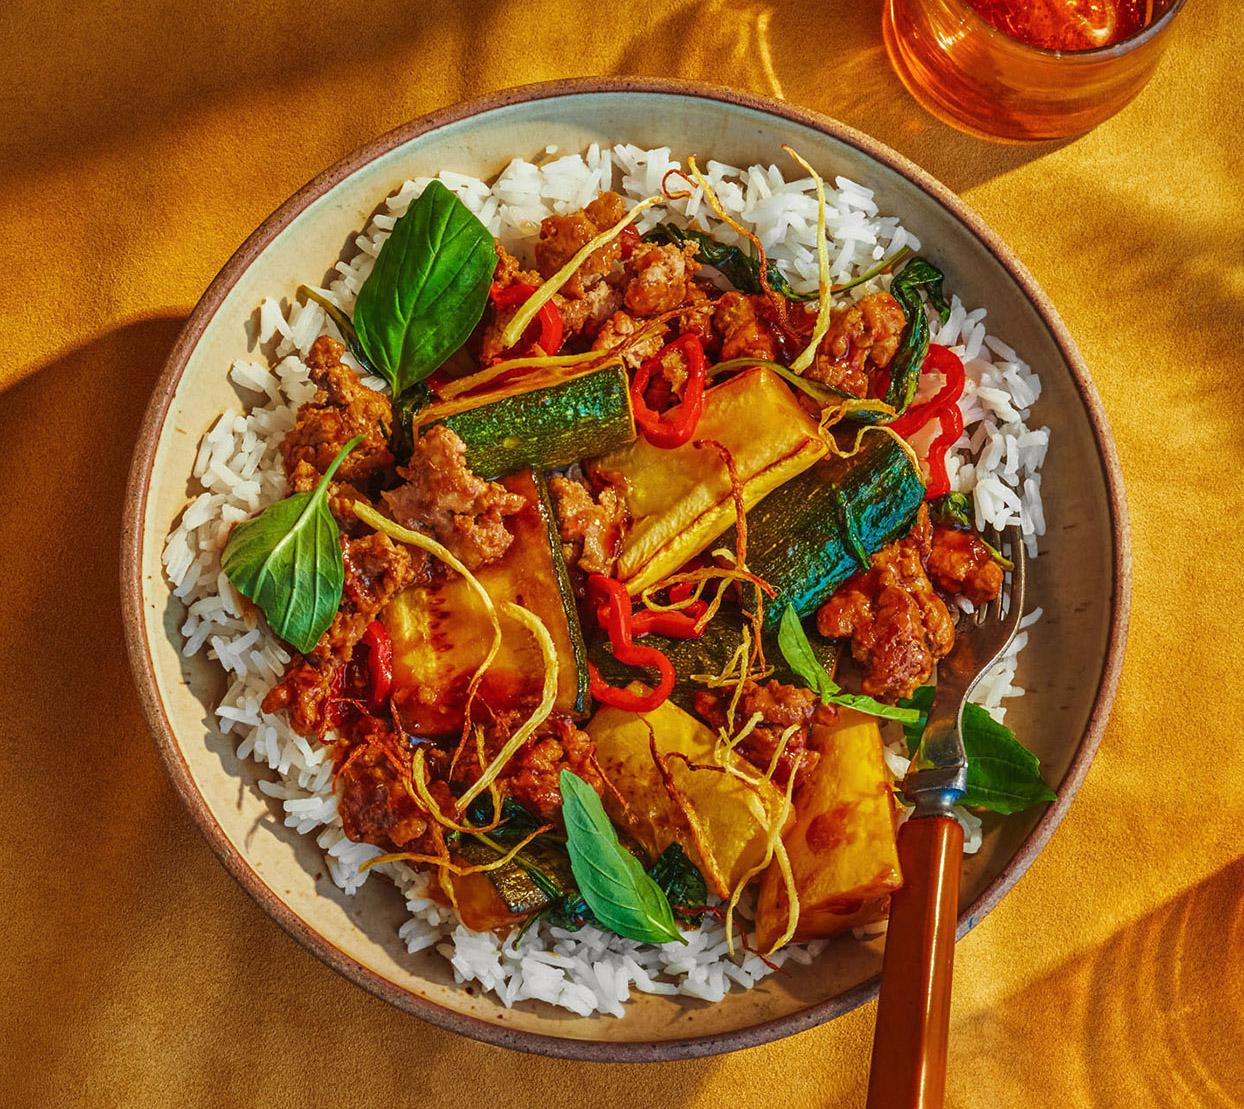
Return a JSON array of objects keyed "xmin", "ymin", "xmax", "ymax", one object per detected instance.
[
  {"xmin": 647, "ymin": 845, "xmax": 707, "ymax": 925},
  {"xmin": 644, "ymin": 222, "xmax": 817, "ymax": 301},
  {"xmin": 777, "ymin": 605, "xmax": 922, "ymax": 725}
]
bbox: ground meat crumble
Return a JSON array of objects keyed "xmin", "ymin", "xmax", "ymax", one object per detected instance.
[
  {"xmin": 548, "ymin": 472, "xmax": 630, "ymax": 577},
  {"xmin": 279, "ymin": 336, "xmax": 394, "ymax": 485},
  {"xmin": 694, "ymin": 680, "xmax": 830, "ymax": 787},
  {"xmin": 927, "ymin": 525, "xmax": 1005, "ymax": 606},
  {"xmin": 382, "ymin": 425, "xmax": 525, "ymax": 571},
  {"xmin": 815, "ymin": 505, "xmax": 956, "ymax": 701}
]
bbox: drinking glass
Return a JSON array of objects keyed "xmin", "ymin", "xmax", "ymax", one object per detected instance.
[{"xmin": 882, "ymin": 0, "xmax": 1187, "ymax": 142}]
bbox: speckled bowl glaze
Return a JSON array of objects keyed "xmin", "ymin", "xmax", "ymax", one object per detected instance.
[{"xmin": 121, "ymin": 78, "xmax": 1130, "ymax": 1061}]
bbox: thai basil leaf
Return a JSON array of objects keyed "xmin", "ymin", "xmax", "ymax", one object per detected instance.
[
  {"xmin": 777, "ymin": 605, "xmax": 923, "ymax": 725},
  {"xmin": 881, "ymin": 257, "xmax": 947, "ymax": 414},
  {"xmin": 220, "ymin": 434, "xmax": 362, "ymax": 653},
  {"xmin": 834, "ymin": 245, "xmax": 915, "ymax": 295},
  {"xmin": 647, "ymin": 845, "xmax": 707, "ymax": 925},
  {"xmin": 354, "ymin": 180, "xmax": 495, "ymax": 396},
  {"xmin": 463, "ymin": 795, "xmax": 545, "ymax": 842},
  {"xmin": 559, "ymin": 770, "xmax": 684, "ymax": 945},
  {"xmin": 928, "ymin": 491, "xmax": 974, "ymax": 529},
  {"xmin": 899, "ymin": 686, "xmax": 1057, "ymax": 815},
  {"xmin": 777, "ymin": 604, "xmax": 839, "ymax": 700},
  {"xmin": 297, "ymin": 285, "xmax": 376, "ymax": 375},
  {"xmin": 644, "ymin": 222, "xmax": 818, "ymax": 302},
  {"xmin": 846, "ymin": 256, "xmax": 950, "ymax": 425},
  {"xmin": 894, "ymin": 257, "xmax": 950, "ymax": 325},
  {"xmin": 389, "ymin": 381, "xmax": 432, "ymax": 466},
  {"xmin": 462, "ymin": 796, "xmax": 708, "ymax": 936}
]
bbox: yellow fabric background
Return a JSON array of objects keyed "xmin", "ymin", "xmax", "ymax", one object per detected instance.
[{"xmin": 2, "ymin": 1, "xmax": 1241, "ymax": 1105}]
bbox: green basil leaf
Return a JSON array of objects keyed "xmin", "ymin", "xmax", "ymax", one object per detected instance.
[
  {"xmin": 777, "ymin": 604, "xmax": 840, "ymax": 698},
  {"xmin": 647, "ymin": 844, "xmax": 707, "ymax": 925},
  {"xmin": 833, "ymin": 244, "xmax": 915, "ymax": 295},
  {"xmin": 389, "ymin": 382, "xmax": 432, "ymax": 466},
  {"xmin": 464, "ymin": 795, "xmax": 545, "ymax": 843},
  {"xmin": 354, "ymin": 180, "xmax": 494, "ymax": 396},
  {"xmin": 892, "ymin": 256, "xmax": 950, "ymax": 326},
  {"xmin": 844, "ymin": 256, "xmax": 949, "ymax": 426},
  {"xmin": 881, "ymin": 257, "xmax": 943, "ymax": 415},
  {"xmin": 826, "ymin": 691, "xmax": 925, "ymax": 725},
  {"xmin": 220, "ymin": 434, "xmax": 362, "ymax": 653},
  {"xmin": 777, "ymin": 605, "xmax": 923, "ymax": 725},
  {"xmin": 900, "ymin": 687, "xmax": 1057, "ymax": 815},
  {"xmin": 559, "ymin": 769, "xmax": 684, "ymax": 945},
  {"xmin": 928, "ymin": 491, "xmax": 974, "ymax": 529}
]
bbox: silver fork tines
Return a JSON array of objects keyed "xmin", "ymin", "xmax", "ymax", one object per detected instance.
[{"xmin": 903, "ymin": 524, "xmax": 1028, "ymax": 818}]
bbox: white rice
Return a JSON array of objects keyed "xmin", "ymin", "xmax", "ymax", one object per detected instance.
[{"xmin": 163, "ymin": 144, "xmax": 1049, "ymax": 1015}]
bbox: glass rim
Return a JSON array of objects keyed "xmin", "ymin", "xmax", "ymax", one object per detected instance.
[{"xmin": 948, "ymin": 0, "xmax": 1187, "ymax": 60}]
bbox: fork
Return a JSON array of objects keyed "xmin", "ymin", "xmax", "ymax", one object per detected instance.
[{"xmin": 866, "ymin": 525, "xmax": 1027, "ymax": 1109}]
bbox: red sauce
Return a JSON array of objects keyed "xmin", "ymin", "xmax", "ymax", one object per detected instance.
[
  {"xmin": 807, "ymin": 803, "xmax": 856, "ymax": 854},
  {"xmin": 965, "ymin": 0, "xmax": 1153, "ymax": 50}
]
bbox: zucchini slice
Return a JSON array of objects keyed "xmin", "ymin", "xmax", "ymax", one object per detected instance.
[
  {"xmin": 382, "ymin": 469, "xmax": 590, "ymax": 735},
  {"xmin": 589, "ymin": 605, "xmax": 838, "ymax": 711},
  {"xmin": 721, "ymin": 434, "xmax": 925, "ymax": 630},
  {"xmin": 429, "ymin": 364, "xmax": 635, "ymax": 479},
  {"xmin": 452, "ymin": 837, "xmax": 576, "ymax": 922}
]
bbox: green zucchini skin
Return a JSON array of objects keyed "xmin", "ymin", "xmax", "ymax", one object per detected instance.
[
  {"xmin": 533, "ymin": 471, "xmax": 591, "ymax": 715},
  {"xmin": 456, "ymin": 837, "xmax": 576, "ymax": 916},
  {"xmin": 589, "ymin": 605, "xmax": 838, "ymax": 711},
  {"xmin": 723, "ymin": 435, "xmax": 925, "ymax": 631},
  {"xmin": 439, "ymin": 365, "xmax": 635, "ymax": 479}
]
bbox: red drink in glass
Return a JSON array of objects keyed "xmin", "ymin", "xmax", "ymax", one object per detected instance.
[{"xmin": 882, "ymin": 0, "xmax": 1185, "ymax": 142}]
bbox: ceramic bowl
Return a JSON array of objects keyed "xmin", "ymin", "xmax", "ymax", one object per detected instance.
[{"xmin": 121, "ymin": 78, "xmax": 1130, "ymax": 1061}]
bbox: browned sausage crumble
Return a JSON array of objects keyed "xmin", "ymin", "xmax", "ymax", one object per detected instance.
[
  {"xmin": 694, "ymin": 680, "xmax": 830, "ymax": 787},
  {"xmin": 548, "ymin": 472, "xmax": 630, "ymax": 577},
  {"xmin": 382, "ymin": 425, "xmax": 526, "ymax": 571},
  {"xmin": 815, "ymin": 505, "xmax": 956, "ymax": 701}
]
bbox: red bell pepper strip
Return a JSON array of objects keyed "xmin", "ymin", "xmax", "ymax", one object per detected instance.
[
  {"xmin": 596, "ymin": 600, "xmax": 709, "ymax": 639},
  {"xmin": 887, "ymin": 344, "xmax": 966, "ymax": 500},
  {"xmin": 359, "ymin": 620, "xmax": 394, "ymax": 711},
  {"xmin": 489, "ymin": 282, "xmax": 564, "ymax": 358},
  {"xmin": 585, "ymin": 574, "xmax": 676, "ymax": 711},
  {"xmin": 631, "ymin": 604, "xmax": 709, "ymax": 638},
  {"xmin": 631, "ymin": 334, "xmax": 707, "ymax": 449},
  {"xmin": 923, "ymin": 405, "xmax": 965, "ymax": 499},
  {"xmin": 619, "ymin": 223, "xmax": 640, "ymax": 260},
  {"xmin": 889, "ymin": 344, "xmax": 965, "ymax": 438}
]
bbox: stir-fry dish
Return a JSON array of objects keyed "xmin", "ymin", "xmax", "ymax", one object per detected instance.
[{"xmin": 182, "ymin": 148, "xmax": 1055, "ymax": 1008}]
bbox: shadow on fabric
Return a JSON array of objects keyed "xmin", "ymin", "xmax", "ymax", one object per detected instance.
[
  {"xmin": 950, "ymin": 858, "xmax": 1244, "ymax": 1107},
  {"xmin": 2, "ymin": 0, "xmax": 1056, "ymax": 199}
]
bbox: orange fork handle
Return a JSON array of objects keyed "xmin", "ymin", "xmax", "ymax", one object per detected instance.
[{"xmin": 867, "ymin": 814, "xmax": 964, "ymax": 1109}]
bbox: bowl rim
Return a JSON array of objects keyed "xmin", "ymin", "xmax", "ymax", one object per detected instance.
[{"xmin": 120, "ymin": 75, "xmax": 1131, "ymax": 1062}]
